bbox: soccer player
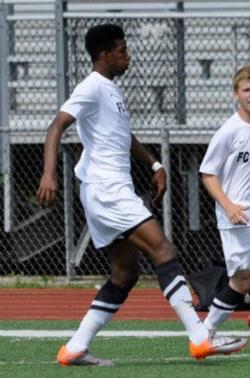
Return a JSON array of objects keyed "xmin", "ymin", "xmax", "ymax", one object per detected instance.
[
  {"xmin": 200, "ymin": 64, "xmax": 250, "ymax": 335},
  {"xmin": 36, "ymin": 24, "xmax": 246, "ymax": 366}
]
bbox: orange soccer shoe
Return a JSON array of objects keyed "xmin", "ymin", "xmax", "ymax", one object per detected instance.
[
  {"xmin": 190, "ymin": 335, "xmax": 247, "ymax": 360},
  {"xmin": 57, "ymin": 345, "xmax": 114, "ymax": 366},
  {"xmin": 247, "ymin": 315, "xmax": 250, "ymax": 327}
]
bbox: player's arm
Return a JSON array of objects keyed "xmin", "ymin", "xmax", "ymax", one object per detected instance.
[
  {"xmin": 202, "ymin": 173, "xmax": 248, "ymax": 225},
  {"xmin": 36, "ymin": 111, "xmax": 75, "ymax": 207},
  {"xmin": 130, "ymin": 133, "xmax": 167, "ymax": 206}
]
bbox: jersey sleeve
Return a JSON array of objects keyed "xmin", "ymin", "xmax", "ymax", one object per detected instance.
[
  {"xmin": 60, "ymin": 80, "xmax": 98, "ymax": 120},
  {"xmin": 199, "ymin": 127, "xmax": 231, "ymax": 175}
]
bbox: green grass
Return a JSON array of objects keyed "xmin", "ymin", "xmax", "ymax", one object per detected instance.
[
  {"xmin": 0, "ymin": 319, "xmax": 248, "ymax": 330},
  {"xmin": 0, "ymin": 320, "xmax": 249, "ymax": 378}
]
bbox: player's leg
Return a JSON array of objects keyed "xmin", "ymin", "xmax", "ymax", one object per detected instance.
[
  {"xmin": 57, "ymin": 239, "xmax": 139, "ymax": 366},
  {"xmin": 204, "ymin": 270, "xmax": 250, "ymax": 332},
  {"xmin": 65, "ymin": 239, "xmax": 139, "ymax": 354},
  {"xmin": 125, "ymin": 218, "xmax": 247, "ymax": 358},
  {"xmin": 126, "ymin": 218, "xmax": 208, "ymax": 342},
  {"xmin": 204, "ymin": 228, "xmax": 250, "ymax": 333}
]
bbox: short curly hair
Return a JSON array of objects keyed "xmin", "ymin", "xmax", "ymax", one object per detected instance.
[{"xmin": 85, "ymin": 24, "xmax": 125, "ymax": 62}]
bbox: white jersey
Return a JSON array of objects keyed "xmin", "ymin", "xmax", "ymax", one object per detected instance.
[
  {"xmin": 60, "ymin": 71, "xmax": 132, "ymax": 183},
  {"xmin": 200, "ymin": 112, "xmax": 250, "ymax": 229}
]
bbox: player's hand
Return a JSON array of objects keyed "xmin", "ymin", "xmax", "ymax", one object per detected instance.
[
  {"xmin": 225, "ymin": 203, "xmax": 249, "ymax": 225},
  {"xmin": 151, "ymin": 167, "xmax": 167, "ymax": 206},
  {"xmin": 36, "ymin": 173, "xmax": 58, "ymax": 207}
]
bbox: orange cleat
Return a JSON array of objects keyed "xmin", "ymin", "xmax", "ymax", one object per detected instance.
[
  {"xmin": 57, "ymin": 345, "xmax": 114, "ymax": 366},
  {"xmin": 190, "ymin": 335, "xmax": 247, "ymax": 360},
  {"xmin": 247, "ymin": 315, "xmax": 250, "ymax": 327}
]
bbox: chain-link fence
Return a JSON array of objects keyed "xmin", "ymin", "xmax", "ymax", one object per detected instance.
[{"xmin": 1, "ymin": 1, "xmax": 250, "ymax": 279}]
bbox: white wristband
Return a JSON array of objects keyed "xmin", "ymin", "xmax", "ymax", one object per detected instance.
[{"xmin": 151, "ymin": 161, "xmax": 163, "ymax": 172}]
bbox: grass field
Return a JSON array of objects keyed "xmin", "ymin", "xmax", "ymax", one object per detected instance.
[{"xmin": 0, "ymin": 320, "xmax": 249, "ymax": 378}]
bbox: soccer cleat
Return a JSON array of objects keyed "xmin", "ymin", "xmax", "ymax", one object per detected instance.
[
  {"xmin": 56, "ymin": 345, "xmax": 114, "ymax": 366},
  {"xmin": 247, "ymin": 315, "xmax": 250, "ymax": 327},
  {"xmin": 190, "ymin": 335, "xmax": 247, "ymax": 360}
]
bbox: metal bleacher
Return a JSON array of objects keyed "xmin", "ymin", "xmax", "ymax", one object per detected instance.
[
  {"xmin": 6, "ymin": 2, "xmax": 250, "ymax": 145},
  {"xmin": 184, "ymin": 20, "xmax": 250, "ymax": 130},
  {"xmin": 2, "ymin": 0, "xmax": 250, "ymax": 275},
  {"xmin": 1, "ymin": 2, "xmax": 60, "ymax": 264},
  {"xmin": 7, "ymin": 8, "xmax": 57, "ymax": 143}
]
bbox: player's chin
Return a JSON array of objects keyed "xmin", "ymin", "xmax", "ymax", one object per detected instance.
[{"xmin": 116, "ymin": 65, "xmax": 129, "ymax": 76}]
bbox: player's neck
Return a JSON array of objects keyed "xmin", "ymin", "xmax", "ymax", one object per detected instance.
[
  {"xmin": 238, "ymin": 108, "xmax": 250, "ymax": 124},
  {"xmin": 92, "ymin": 63, "xmax": 115, "ymax": 81}
]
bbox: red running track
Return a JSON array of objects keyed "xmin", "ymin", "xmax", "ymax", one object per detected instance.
[{"xmin": 0, "ymin": 288, "xmax": 249, "ymax": 321}]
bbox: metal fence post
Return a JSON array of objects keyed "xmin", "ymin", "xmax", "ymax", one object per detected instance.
[
  {"xmin": 231, "ymin": 24, "xmax": 238, "ymax": 73},
  {"xmin": 62, "ymin": 145, "xmax": 75, "ymax": 277},
  {"xmin": 0, "ymin": 2, "xmax": 6, "ymax": 174},
  {"xmin": 231, "ymin": 24, "xmax": 238, "ymax": 112},
  {"xmin": 176, "ymin": 1, "xmax": 186, "ymax": 124},
  {"xmin": 0, "ymin": 2, "xmax": 13, "ymax": 232},
  {"xmin": 55, "ymin": 0, "xmax": 69, "ymax": 105},
  {"xmin": 55, "ymin": 0, "xmax": 75, "ymax": 278},
  {"xmin": 187, "ymin": 153, "xmax": 200, "ymax": 231},
  {"xmin": 161, "ymin": 127, "xmax": 172, "ymax": 241}
]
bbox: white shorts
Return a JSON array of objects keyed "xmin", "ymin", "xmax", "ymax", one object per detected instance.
[
  {"xmin": 80, "ymin": 180, "xmax": 153, "ymax": 248},
  {"xmin": 220, "ymin": 227, "xmax": 250, "ymax": 277}
]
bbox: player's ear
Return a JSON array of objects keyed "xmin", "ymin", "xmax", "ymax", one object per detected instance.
[
  {"xmin": 98, "ymin": 50, "xmax": 108, "ymax": 62},
  {"xmin": 99, "ymin": 50, "xmax": 105, "ymax": 58},
  {"xmin": 233, "ymin": 90, "xmax": 239, "ymax": 101},
  {"xmin": 99, "ymin": 50, "xmax": 110, "ymax": 63}
]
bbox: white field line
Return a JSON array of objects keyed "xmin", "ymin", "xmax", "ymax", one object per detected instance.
[{"xmin": 0, "ymin": 330, "xmax": 250, "ymax": 338}]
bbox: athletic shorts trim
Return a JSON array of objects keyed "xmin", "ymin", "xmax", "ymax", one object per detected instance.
[{"xmin": 121, "ymin": 215, "xmax": 154, "ymax": 239}]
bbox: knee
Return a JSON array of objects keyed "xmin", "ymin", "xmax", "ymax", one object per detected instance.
[
  {"xmin": 161, "ymin": 238, "xmax": 177, "ymax": 259},
  {"xmin": 151, "ymin": 237, "xmax": 177, "ymax": 265},
  {"xmin": 111, "ymin": 269, "xmax": 139, "ymax": 291},
  {"xmin": 230, "ymin": 270, "xmax": 250, "ymax": 294}
]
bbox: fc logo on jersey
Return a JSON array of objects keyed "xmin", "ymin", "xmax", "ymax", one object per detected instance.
[
  {"xmin": 116, "ymin": 101, "xmax": 126, "ymax": 114},
  {"xmin": 237, "ymin": 151, "xmax": 249, "ymax": 163}
]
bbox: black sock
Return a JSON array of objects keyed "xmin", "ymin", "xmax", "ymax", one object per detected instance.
[
  {"xmin": 212, "ymin": 285, "xmax": 244, "ymax": 311},
  {"xmin": 155, "ymin": 259, "xmax": 188, "ymax": 301}
]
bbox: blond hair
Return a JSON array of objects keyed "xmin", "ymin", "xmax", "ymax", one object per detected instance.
[{"xmin": 233, "ymin": 64, "xmax": 250, "ymax": 91}]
